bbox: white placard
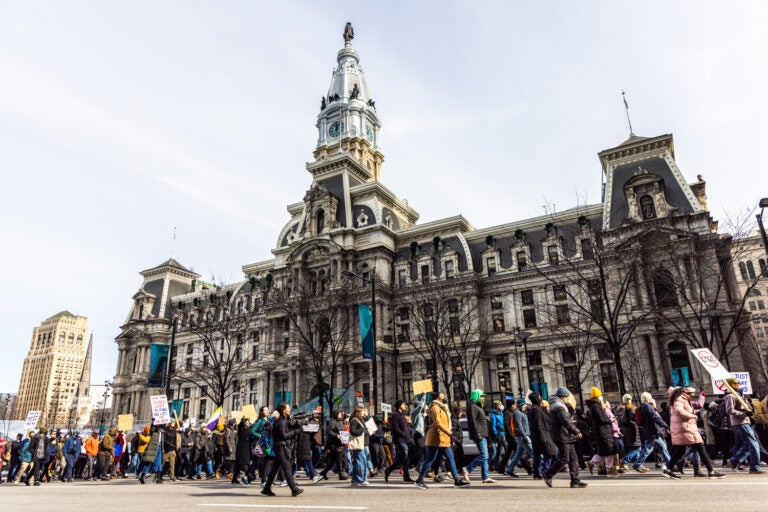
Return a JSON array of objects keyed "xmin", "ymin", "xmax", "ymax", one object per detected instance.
[
  {"xmin": 25, "ymin": 410, "xmax": 41, "ymax": 429},
  {"xmin": 302, "ymin": 423, "xmax": 320, "ymax": 432},
  {"xmin": 380, "ymin": 403, "xmax": 391, "ymax": 413},
  {"xmin": 712, "ymin": 372, "xmax": 753, "ymax": 395},
  {"xmin": 340, "ymin": 431, "xmax": 349, "ymax": 445},
  {"xmin": 690, "ymin": 348, "xmax": 732, "ymax": 380},
  {"xmin": 365, "ymin": 418, "xmax": 377, "ymax": 435},
  {"xmin": 150, "ymin": 395, "xmax": 171, "ymax": 425}
]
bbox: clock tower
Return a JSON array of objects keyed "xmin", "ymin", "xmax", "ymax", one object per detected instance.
[{"xmin": 313, "ymin": 24, "xmax": 384, "ymax": 181}]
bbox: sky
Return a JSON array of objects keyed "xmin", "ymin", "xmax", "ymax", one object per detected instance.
[{"xmin": 1, "ymin": 1, "xmax": 767, "ymax": 393}]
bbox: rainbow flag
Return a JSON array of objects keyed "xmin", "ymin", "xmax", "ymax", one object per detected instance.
[{"xmin": 206, "ymin": 406, "xmax": 223, "ymax": 430}]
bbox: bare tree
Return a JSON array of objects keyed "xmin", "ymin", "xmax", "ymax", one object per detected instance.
[
  {"xmin": 172, "ymin": 283, "xmax": 263, "ymax": 410},
  {"xmin": 396, "ymin": 280, "xmax": 485, "ymax": 404},
  {"xmin": 547, "ymin": 315, "xmax": 602, "ymax": 409}
]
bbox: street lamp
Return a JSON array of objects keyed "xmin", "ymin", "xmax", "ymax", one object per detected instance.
[
  {"xmin": 517, "ymin": 329, "xmax": 532, "ymax": 394},
  {"xmin": 342, "ymin": 269, "xmax": 378, "ymax": 416},
  {"xmin": 508, "ymin": 332, "xmax": 524, "ymax": 399},
  {"xmin": 757, "ymin": 198, "xmax": 768, "ymax": 259},
  {"xmin": 2, "ymin": 393, "xmax": 11, "ymax": 438},
  {"xmin": 99, "ymin": 380, "xmax": 112, "ymax": 434},
  {"xmin": 707, "ymin": 309, "xmax": 728, "ymax": 366}
]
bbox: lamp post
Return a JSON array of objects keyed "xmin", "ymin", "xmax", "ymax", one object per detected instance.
[
  {"xmin": 342, "ymin": 269, "xmax": 378, "ymax": 416},
  {"xmin": 99, "ymin": 380, "xmax": 112, "ymax": 434},
  {"xmin": 707, "ymin": 309, "xmax": 728, "ymax": 366},
  {"xmin": 2, "ymin": 393, "xmax": 11, "ymax": 438},
  {"xmin": 165, "ymin": 313, "xmax": 179, "ymax": 398},
  {"xmin": 758, "ymin": 198, "xmax": 768, "ymax": 259},
  {"xmin": 509, "ymin": 332, "xmax": 524, "ymax": 399},
  {"xmin": 517, "ymin": 329, "xmax": 532, "ymax": 393}
]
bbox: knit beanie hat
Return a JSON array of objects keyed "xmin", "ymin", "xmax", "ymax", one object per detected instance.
[
  {"xmin": 516, "ymin": 398, "xmax": 527, "ymax": 407},
  {"xmin": 555, "ymin": 387, "xmax": 571, "ymax": 397},
  {"xmin": 143, "ymin": 426, "xmax": 150, "ymax": 434},
  {"xmin": 39, "ymin": 427, "xmax": 47, "ymax": 434},
  {"xmin": 590, "ymin": 387, "xmax": 603, "ymax": 399},
  {"xmin": 469, "ymin": 389, "xmax": 486, "ymax": 403}
]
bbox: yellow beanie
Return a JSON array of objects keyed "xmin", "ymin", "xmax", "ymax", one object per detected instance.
[{"xmin": 591, "ymin": 386, "xmax": 603, "ymax": 399}]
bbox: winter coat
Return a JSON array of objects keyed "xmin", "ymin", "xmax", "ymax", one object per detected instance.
[
  {"xmin": 588, "ymin": 398, "xmax": 615, "ymax": 456},
  {"xmin": 528, "ymin": 395, "xmax": 557, "ymax": 456},
  {"xmin": 137, "ymin": 433, "xmax": 150, "ymax": 454},
  {"xmin": 512, "ymin": 408, "xmax": 530, "ymax": 438},
  {"xmin": 85, "ymin": 436, "xmax": 99, "ymax": 456},
  {"xmin": 411, "ymin": 396, "xmax": 427, "ymax": 436},
  {"xmin": 236, "ymin": 420, "xmax": 252, "ymax": 465},
  {"xmin": 326, "ymin": 416, "xmax": 346, "ymax": 450},
  {"xmin": 621, "ymin": 405, "xmax": 639, "ymax": 447},
  {"xmin": 503, "ymin": 408, "xmax": 516, "ymax": 439},
  {"xmin": 296, "ymin": 425, "xmax": 313, "ymax": 462},
  {"xmin": 639, "ymin": 402, "xmax": 668, "ymax": 440},
  {"xmin": 98, "ymin": 431, "xmax": 115, "ymax": 457},
  {"xmin": 425, "ymin": 400, "xmax": 452, "ymax": 448},
  {"xmin": 141, "ymin": 430, "xmax": 161, "ymax": 463},
  {"xmin": 548, "ymin": 395, "xmax": 580, "ymax": 445},
  {"xmin": 223, "ymin": 426, "xmax": 237, "ymax": 461},
  {"xmin": 348, "ymin": 417, "xmax": 366, "ymax": 451},
  {"xmin": 490, "ymin": 409, "xmax": 505, "ymax": 439},
  {"xmin": 389, "ymin": 410, "xmax": 413, "ymax": 444},
  {"xmin": 467, "ymin": 400, "xmax": 489, "ymax": 442},
  {"xmin": 670, "ymin": 397, "xmax": 703, "ymax": 445},
  {"xmin": 20, "ymin": 438, "xmax": 32, "ymax": 463},
  {"xmin": 64, "ymin": 435, "xmax": 82, "ymax": 457}
]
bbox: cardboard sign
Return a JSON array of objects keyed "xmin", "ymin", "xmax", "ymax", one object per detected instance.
[
  {"xmin": 712, "ymin": 372, "xmax": 753, "ymax": 395},
  {"xmin": 150, "ymin": 395, "xmax": 171, "ymax": 425},
  {"xmin": 690, "ymin": 348, "xmax": 732, "ymax": 380},
  {"xmin": 231, "ymin": 411, "xmax": 244, "ymax": 424},
  {"xmin": 302, "ymin": 423, "xmax": 320, "ymax": 432},
  {"xmin": 412, "ymin": 379, "xmax": 433, "ymax": 395},
  {"xmin": 380, "ymin": 403, "xmax": 391, "ymax": 413},
  {"xmin": 365, "ymin": 418, "xmax": 377, "ymax": 435},
  {"xmin": 25, "ymin": 410, "xmax": 41, "ymax": 429},
  {"xmin": 117, "ymin": 414, "xmax": 134, "ymax": 432},
  {"xmin": 355, "ymin": 392, "xmax": 365, "ymax": 407},
  {"xmin": 242, "ymin": 404, "xmax": 257, "ymax": 421}
]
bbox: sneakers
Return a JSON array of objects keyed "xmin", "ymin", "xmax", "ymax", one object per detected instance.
[
  {"xmin": 291, "ymin": 487, "xmax": 304, "ymax": 497},
  {"xmin": 633, "ymin": 464, "xmax": 649, "ymax": 474},
  {"xmin": 708, "ymin": 471, "xmax": 726, "ymax": 479},
  {"xmin": 280, "ymin": 480, "xmax": 288, "ymax": 487},
  {"xmin": 727, "ymin": 460, "xmax": 741, "ymax": 472},
  {"xmin": 749, "ymin": 468, "xmax": 765, "ymax": 474},
  {"xmin": 454, "ymin": 479, "xmax": 470, "ymax": 488},
  {"xmin": 260, "ymin": 488, "xmax": 276, "ymax": 497},
  {"xmin": 312, "ymin": 475, "xmax": 322, "ymax": 483},
  {"xmin": 359, "ymin": 481, "xmax": 370, "ymax": 486},
  {"xmin": 461, "ymin": 467, "xmax": 470, "ymax": 481},
  {"xmin": 506, "ymin": 471, "xmax": 519, "ymax": 478},
  {"xmin": 570, "ymin": 479, "xmax": 587, "ymax": 488},
  {"xmin": 414, "ymin": 479, "xmax": 429, "ymax": 490},
  {"xmin": 433, "ymin": 474, "xmax": 446, "ymax": 483},
  {"xmin": 662, "ymin": 469, "xmax": 681, "ymax": 479},
  {"xmin": 544, "ymin": 477, "xmax": 552, "ymax": 487},
  {"xmin": 482, "ymin": 478, "xmax": 497, "ymax": 484}
]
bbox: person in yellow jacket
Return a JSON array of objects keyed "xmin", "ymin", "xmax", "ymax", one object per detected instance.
[{"xmin": 413, "ymin": 392, "xmax": 470, "ymax": 490}]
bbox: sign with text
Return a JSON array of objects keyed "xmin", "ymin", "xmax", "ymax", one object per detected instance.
[
  {"xmin": 365, "ymin": 418, "xmax": 377, "ymax": 435},
  {"xmin": 150, "ymin": 395, "xmax": 171, "ymax": 425},
  {"xmin": 690, "ymin": 348, "xmax": 732, "ymax": 380},
  {"xmin": 380, "ymin": 403, "xmax": 391, "ymax": 413},
  {"xmin": 355, "ymin": 391, "xmax": 365, "ymax": 407},
  {"xmin": 302, "ymin": 423, "xmax": 320, "ymax": 433},
  {"xmin": 25, "ymin": 410, "xmax": 41, "ymax": 429},
  {"xmin": 712, "ymin": 372, "xmax": 753, "ymax": 395},
  {"xmin": 242, "ymin": 404, "xmax": 257, "ymax": 421}
]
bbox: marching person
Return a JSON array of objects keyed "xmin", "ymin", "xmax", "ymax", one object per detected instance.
[
  {"xmin": 505, "ymin": 398, "xmax": 533, "ymax": 477},
  {"xmin": 587, "ymin": 387, "xmax": 617, "ymax": 476},
  {"xmin": 414, "ymin": 391, "xmax": 470, "ymax": 489},
  {"xmin": 462, "ymin": 389, "xmax": 496, "ymax": 483},
  {"xmin": 384, "ymin": 401, "xmax": 414, "ymax": 483},
  {"xmin": 261, "ymin": 402, "xmax": 303, "ymax": 497},
  {"xmin": 725, "ymin": 377, "xmax": 763, "ymax": 474},
  {"xmin": 547, "ymin": 387, "xmax": 587, "ymax": 488}
]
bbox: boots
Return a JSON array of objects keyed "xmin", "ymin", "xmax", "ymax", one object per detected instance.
[{"xmin": 606, "ymin": 467, "xmax": 619, "ymax": 477}]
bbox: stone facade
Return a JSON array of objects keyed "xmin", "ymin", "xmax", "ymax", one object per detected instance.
[{"xmin": 111, "ymin": 27, "xmax": 763, "ymax": 423}]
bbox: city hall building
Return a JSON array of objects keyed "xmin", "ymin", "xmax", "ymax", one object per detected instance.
[{"xmin": 111, "ymin": 27, "xmax": 762, "ymax": 423}]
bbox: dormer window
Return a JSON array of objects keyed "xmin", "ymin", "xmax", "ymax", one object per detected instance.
[
  {"xmin": 640, "ymin": 195, "xmax": 656, "ymax": 220},
  {"xmin": 316, "ymin": 209, "xmax": 326, "ymax": 233},
  {"xmin": 516, "ymin": 251, "xmax": 527, "ymax": 271},
  {"xmin": 547, "ymin": 246, "xmax": 559, "ymax": 266},
  {"xmin": 487, "ymin": 257, "xmax": 497, "ymax": 276}
]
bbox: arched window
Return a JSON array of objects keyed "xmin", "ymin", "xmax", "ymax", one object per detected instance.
[
  {"xmin": 654, "ymin": 268, "xmax": 678, "ymax": 308},
  {"xmin": 77, "ymin": 335, "xmax": 83, "ymax": 344},
  {"xmin": 747, "ymin": 260, "xmax": 756, "ymax": 280},
  {"xmin": 59, "ymin": 333, "xmax": 65, "ymax": 343},
  {"xmin": 740, "ymin": 262, "xmax": 749, "ymax": 281},
  {"xmin": 639, "ymin": 195, "xmax": 656, "ymax": 220},
  {"xmin": 68, "ymin": 333, "xmax": 75, "ymax": 344},
  {"xmin": 668, "ymin": 341, "xmax": 692, "ymax": 386},
  {"xmin": 316, "ymin": 209, "xmax": 325, "ymax": 233}
]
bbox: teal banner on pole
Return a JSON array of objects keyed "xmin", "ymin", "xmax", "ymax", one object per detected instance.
[
  {"xmin": 148, "ymin": 344, "xmax": 169, "ymax": 387},
  {"xmin": 358, "ymin": 304, "xmax": 374, "ymax": 360}
]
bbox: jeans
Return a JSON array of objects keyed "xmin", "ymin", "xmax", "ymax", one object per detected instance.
[
  {"xmin": 196, "ymin": 460, "xmax": 214, "ymax": 477},
  {"xmin": 388, "ymin": 441, "xmax": 411, "ymax": 479},
  {"xmin": 635, "ymin": 436, "xmax": 671, "ymax": 467},
  {"xmin": 64, "ymin": 454, "xmax": 78, "ymax": 481},
  {"xmin": 419, "ymin": 445, "xmax": 460, "ymax": 481},
  {"xmin": 350, "ymin": 449, "xmax": 367, "ymax": 483},
  {"xmin": 505, "ymin": 435, "xmax": 533, "ymax": 473},
  {"xmin": 300, "ymin": 459, "xmax": 316, "ymax": 479},
  {"xmin": 465, "ymin": 437, "xmax": 489, "ymax": 481},
  {"xmin": 730, "ymin": 424, "xmax": 761, "ymax": 471},
  {"xmin": 490, "ymin": 436, "xmax": 506, "ymax": 470}
]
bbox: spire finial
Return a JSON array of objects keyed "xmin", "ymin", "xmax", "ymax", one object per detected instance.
[
  {"xmin": 343, "ymin": 22, "xmax": 354, "ymax": 45},
  {"xmin": 622, "ymin": 90, "xmax": 634, "ymax": 136}
]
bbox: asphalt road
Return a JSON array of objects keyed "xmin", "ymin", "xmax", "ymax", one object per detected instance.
[{"xmin": 3, "ymin": 469, "xmax": 768, "ymax": 512}]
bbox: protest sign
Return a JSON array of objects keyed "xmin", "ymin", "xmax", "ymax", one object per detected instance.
[
  {"xmin": 150, "ymin": 395, "xmax": 171, "ymax": 425},
  {"xmin": 25, "ymin": 410, "xmax": 41, "ymax": 430}
]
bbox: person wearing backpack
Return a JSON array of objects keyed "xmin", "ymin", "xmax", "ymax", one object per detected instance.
[{"xmin": 631, "ymin": 392, "xmax": 673, "ymax": 475}]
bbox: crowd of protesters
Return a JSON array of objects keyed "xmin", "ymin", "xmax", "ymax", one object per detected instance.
[{"xmin": 2, "ymin": 376, "xmax": 767, "ymax": 495}]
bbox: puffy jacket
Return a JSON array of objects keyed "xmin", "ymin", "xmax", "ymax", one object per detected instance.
[
  {"xmin": 548, "ymin": 395, "xmax": 580, "ymax": 444},
  {"xmin": 137, "ymin": 433, "xmax": 151, "ymax": 454},
  {"xmin": 490, "ymin": 409, "xmax": 505, "ymax": 438},
  {"xmin": 141, "ymin": 430, "xmax": 161, "ymax": 463},
  {"xmin": 467, "ymin": 400, "xmax": 488, "ymax": 441},
  {"xmin": 85, "ymin": 435, "xmax": 99, "ymax": 456},
  {"xmin": 425, "ymin": 400, "xmax": 452, "ymax": 448},
  {"xmin": 670, "ymin": 396, "xmax": 703, "ymax": 445},
  {"xmin": 389, "ymin": 410, "xmax": 413, "ymax": 444},
  {"xmin": 588, "ymin": 398, "xmax": 615, "ymax": 456},
  {"xmin": 528, "ymin": 394, "xmax": 556, "ymax": 456},
  {"xmin": 20, "ymin": 438, "xmax": 32, "ymax": 463}
]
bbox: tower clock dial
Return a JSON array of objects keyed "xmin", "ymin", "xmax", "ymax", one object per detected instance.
[
  {"xmin": 328, "ymin": 121, "xmax": 343, "ymax": 138},
  {"xmin": 365, "ymin": 125, "xmax": 374, "ymax": 142}
]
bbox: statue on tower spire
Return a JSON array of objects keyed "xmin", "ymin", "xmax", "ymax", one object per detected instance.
[{"xmin": 343, "ymin": 22, "xmax": 354, "ymax": 44}]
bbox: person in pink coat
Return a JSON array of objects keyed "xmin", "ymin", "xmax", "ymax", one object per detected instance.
[{"xmin": 665, "ymin": 387, "xmax": 725, "ymax": 479}]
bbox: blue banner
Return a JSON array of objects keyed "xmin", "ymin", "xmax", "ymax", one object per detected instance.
[
  {"xmin": 148, "ymin": 343, "xmax": 169, "ymax": 387},
  {"xmin": 358, "ymin": 304, "xmax": 374, "ymax": 360}
]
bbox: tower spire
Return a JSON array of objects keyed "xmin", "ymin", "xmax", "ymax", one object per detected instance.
[
  {"xmin": 622, "ymin": 90, "xmax": 634, "ymax": 135},
  {"xmin": 76, "ymin": 333, "xmax": 93, "ymax": 398}
]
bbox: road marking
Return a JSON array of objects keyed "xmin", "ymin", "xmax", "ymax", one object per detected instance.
[
  {"xmin": 587, "ymin": 480, "xmax": 768, "ymax": 486},
  {"xmin": 200, "ymin": 504, "xmax": 368, "ymax": 510}
]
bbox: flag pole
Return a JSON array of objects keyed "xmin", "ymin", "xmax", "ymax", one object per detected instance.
[{"xmin": 622, "ymin": 90, "xmax": 634, "ymax": 135}]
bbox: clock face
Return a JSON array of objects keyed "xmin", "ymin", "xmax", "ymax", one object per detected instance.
[
  {"xmin": 328, "ymin": 121, "xmax": 343, "ymax": 138},
  {"xmin": 365, "ymin": 125, "xmax": 374, "ymax": 142}
]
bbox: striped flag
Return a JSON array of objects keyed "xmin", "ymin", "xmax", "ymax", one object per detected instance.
[{"xmin": 206, "ymin": 406, "xmax": 223, "ymax": 430}]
